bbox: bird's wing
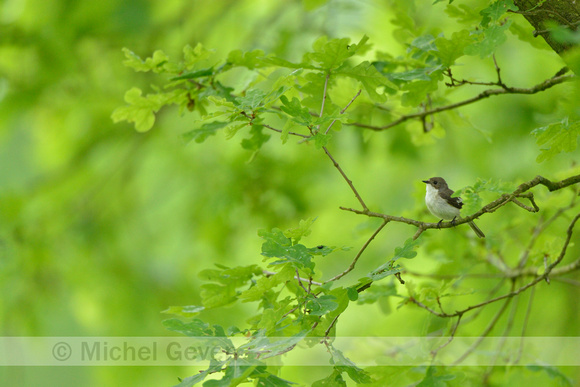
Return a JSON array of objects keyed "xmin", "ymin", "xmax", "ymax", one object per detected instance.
[{"xmin": 442, "ymin": 188, "xmax": 463, "ymax": 209}]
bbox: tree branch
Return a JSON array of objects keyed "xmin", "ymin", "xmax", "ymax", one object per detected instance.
[
  {"xmin": 411, "ymin": 212, "xmax": 580, "ymax": 318},
  {"xmin": 347, "ymin": 73, "xmax": 575, "ymax": 131},
  {"xmin": 340, "ymin": 174, "xmax": 580, "ymax": 233}
]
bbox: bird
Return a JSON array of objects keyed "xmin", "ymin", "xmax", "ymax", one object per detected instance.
[{"xmin": 422, "ymin": 177, "xmax": 485, "ymax": 238}]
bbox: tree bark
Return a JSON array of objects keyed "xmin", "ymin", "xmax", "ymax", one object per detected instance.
[{"xmin": 514, "ymin": 0, "xmax": 580, "ymax": 55}]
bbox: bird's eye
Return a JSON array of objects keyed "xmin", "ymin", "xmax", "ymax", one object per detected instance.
[{"xmin": 433, "ymin": 181, "xmax": 437, "ymax": 185}]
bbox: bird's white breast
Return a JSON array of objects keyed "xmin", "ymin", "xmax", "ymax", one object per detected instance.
[{"xmin": 424, "ymin": 185, "xmax": 461, "ymax": 220}]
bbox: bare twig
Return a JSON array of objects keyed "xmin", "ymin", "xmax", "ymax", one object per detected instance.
[
  {"xmin": 325, "ymin": 89, "xmax": 361, "ymax": 134},
  {"xmin": 453, "ymin": 282, "xmax": 515, "ymax": 365},
  {"xmin": 325, "ymin": 219, "xmax": 388, "ymax": 283},
  {"xmin": 515, "ymin": 287, "xmax": 535, "ymax": 364},
  {"xmin": 263, "ymin": 270, "xmax": 323, "ymax": 286},
  {"xmin": 296, "ymin": 269, "xmax": 309, "ymax": 293},
  {"xmin": 317, "ymin": 72, "xmax": 330, "ymax": 133},
  {"xmin": 262, "ymin": 124, "xmax": 310, "ymax": 138},
  {"xmin": 431, "ymin": 314, "xmax": 463, "ymax": 359},
  {"xmin": 323, "ymin": 147, "xmax": 368, "ymax": 211}
]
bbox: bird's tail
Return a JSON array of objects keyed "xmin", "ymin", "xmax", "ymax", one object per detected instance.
[{"xmin": 468, "ymin": 220, "xmax": 485, "ymax": 238}]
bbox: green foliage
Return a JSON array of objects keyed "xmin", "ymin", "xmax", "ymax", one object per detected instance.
[
  {"xmin": 455, "ymin": 178, "xmax": 515, "ymax": 215},
  {"xmin": 4, "ymin": 0, "xmax": 580, "ymax": 386},
  {"xmin": 365, "ymin": 238, "xmax": 420, "ymax": 282},
  {"xmin": 416, "ymin": 366, "xmax": 456, "ymax": 386},
  {"xmin": 532, "ymin": 117, "xmax": 580, "ymax": 162},
  {"xmin": 109, "ymin": 4, "xmax": 580, "ymax": 380}
]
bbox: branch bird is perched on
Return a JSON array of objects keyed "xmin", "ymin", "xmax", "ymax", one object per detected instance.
[{"xmin": 422, "ymin": 177, "xmax": 485, "ymax": 238}]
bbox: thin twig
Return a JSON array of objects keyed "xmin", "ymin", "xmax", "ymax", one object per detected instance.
[
  {"xmin": 453, "ymin": 282, "xmax": 515, "ymax": 365},
  {"xmin": 325, "ymin": 220, "xmax": 389, "ymax": 283},
  {"xmin": 262, "ymin": 124, "xmax": 310, "ymax": 138},
  {"xmin": 325, "ymin": 89, "xmax": 361, "ymax": 134},
  {"xmin": 296, "ymin": 269, "xmax": 309, "ymax": 293},
  {"xmin": 430, "ymin": 314, "xmax": 463, "ymax": 359},
  {"xmin": 515, "ymin": 286, "xmax": 535, "ymax": 364},
  {"xmin": 323, "ymin": 146, "xmax": 368, "ymax": 211},
  {"xmin": 492, "ymin": 54, "xmax": 505, "ymax": 87},
  {"xmin": 411, "ymin": 213, "xmax": 580, "ymax": 318},
  {"xmin": 325, "ymin": 315, "xmax": 339, "ymax": 337},
  {"xmin": 317, "ymin": 72, "xmax": 330, "ymax": 133},
  {"xmin": 262, "ymin": 270, "xmax": 323, "ymax": 286}
]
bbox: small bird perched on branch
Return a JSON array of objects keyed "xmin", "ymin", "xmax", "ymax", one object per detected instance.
[{"xmin": 422, "ymin": 177, "xmax": 485, "ymax": 238}]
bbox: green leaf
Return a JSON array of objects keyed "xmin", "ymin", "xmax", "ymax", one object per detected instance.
[
  {"xmin": 337, "ymin": 61, "xmax": 394, "ymax": 102},
  {"xmin": 389, "ymin": 68, "xmax": 435, "ymax": 82},
  {"xmin": 312, "ymin": 132, "xmax": 331, "ymax": 149},
  {"xmin": 241, "ymin": 330, "xmax": 309, "ymax": 359},
  {"xmin": 259, "ymin": 228, "xmax": 315, "ymax": 271},
  {"xmin": 435, "ymin": 30, "xmax": 472, "ymax": 67},
  {"xmin": 198, "ymin": 265, "xmax": 262, "ymax": 308},
  {"xmin": 329, "ymin": 346, "xmax": 372, "ymax": 383},
  {"xmin": 183, "ymin": 121, "xmax": 228, "ymax": 143},
  {"xmin": 464, "ymin": 21, "xmax": 512, "ymax": 58},
  {"xmin": 284, "ymin": 217, "xmax": 316, "ymax": 244},
  {"xmin": 393, "ymin": 238, "xmax": 420, "ymax": 260},
  {"xmin": 280, "ymin": 119, "xmax": 298, "ymax": 144},
  {"xmin": 510, "ymin": 19, "xmax": 551, "ymax": 50},
  {"xmin": 357, "ymin": 284, "xmax": 397, "ymax": 305},
  {"xmin": 400, "ymin": 77, "xmax": 440, "ymax": 107},
  {"xmin": 239, "ymin": 265, "xmax": 295, "ymax": 302},
  {"xmin": 200, "ymin": 283, "xmax": 239, "ymax": 308},
  {"xmin": 368, "ymin": 238, "xmax": 420, "ymax": 281},
  {"xmin": 445, "ymin": 4, "xmax": 481, "ymax": 24},
  {"xmin": 253, "ymin": 372, "xmax": 297, "ymax": 386},
  {"xmin": 259, "ymin": 55, "xmax": 316, "ymax": 70},
  {"xmin": 532, "ymin": 117, "xmax": 580, "ymax": 162},
  {"xmin": 162, "ymin": 305, "xmax": 205, "ymax": 318},
  {"xmin": 121, "ymin": 48, "xmax": 169, "ymax": 73},
  {"xmin": 460, "ymin": 189, "xmax": 483, "ymax": 216},
  {"xmin": 227, "ymin": 49, "xmax": 265, "ymax": 69},
  {"xmin": 279, "ymin": 95, "xmax": 314, "ymax": 126},
  {"xmin": 174, "ymin": 359, "xmax": 227, "ymax": 387},
  {"xmin": 305, "ymin": 35, "xmax": 370, "ymax": 70},
  {"xmin": 182, "ymin": 43, "xmax": 213, "ymax": 69},
  {"xmin": 455, "ymin": 178, "xmax": 514, "ymax": 215},
  {"xmin": 346, "ymin": 287, "xmax": 359, "ymax": 301},
  {"xmin": 163, "ymin": 318, "xmax": 227, "ymax": 338},
  {"xmin": 111, "ymin": 88, "xmax": 185, "ymax": 132},
  {"xmin": 170, "ymin": 68, "xmax": 214, "ymax": 81},
  {"xmin": 305, "ymin": 294, "xmax": 339, "ymax": 316},
  {"xmin": 312, "ymin": 369, "xmax": 347, "ymax": 387},
  {"xmin": 480, "ymin": 0, "xmax": 518, "ymax": 28},
  {"xmin": 416, "ymin": 366, "xmax": 456, "ymax": 387},
  {"xmin": 241, "ymin": 125, "xmax": 271, "ymax": 151},
  {"xmin": 199, "ymin": 264, "xmax": 261, "ymax": 286},
  {"xmin": 307, "ymin": 244, "xmax": 345, "ymax": 257},
  {"xmin": 235, "ymin": 89, "xmax": 268, "ymax": 111}
]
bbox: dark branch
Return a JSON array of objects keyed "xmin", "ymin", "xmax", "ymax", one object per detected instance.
[{"xmin": 348, "ymin": 73, "xmax": 575, "ymax": 131}]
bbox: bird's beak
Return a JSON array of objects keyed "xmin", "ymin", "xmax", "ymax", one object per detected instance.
[{"xmin": 422, "ymin": 180, "xmax": 430, "ymax": 184}]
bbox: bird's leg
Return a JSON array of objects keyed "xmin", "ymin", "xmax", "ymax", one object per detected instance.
[
  {"xmin": 437, "ymin": 219, "xmax": 443, "ymax": 229},
  {"xmin": 451, "ymin": 216, "xmax": 457, "ymax": 227}
]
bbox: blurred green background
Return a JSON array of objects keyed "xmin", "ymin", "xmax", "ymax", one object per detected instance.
[{"xmin": 1, "ymin": 0, "xmax": 579, "ymax": 385}]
